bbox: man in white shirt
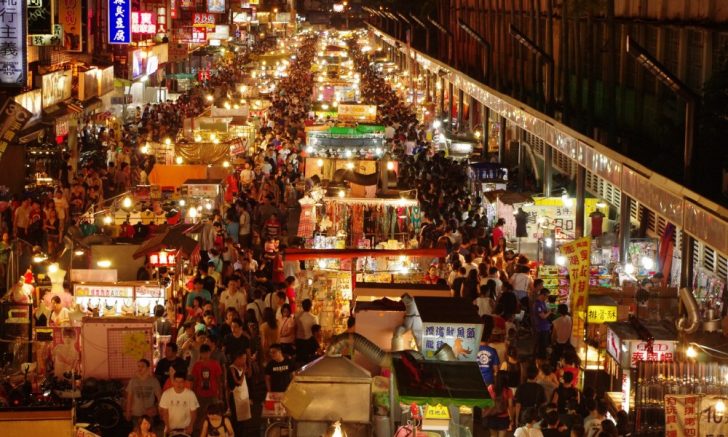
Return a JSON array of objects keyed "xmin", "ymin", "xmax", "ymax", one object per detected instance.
[
  {"xmin": 295, "ymin": 299, "xmax": 318, "ymax": 341},
  {"xmin": 487, "ymin": 267, "xmax": 503, "ymax": 296},
  {"xmin": 159, "ymin": 371, "xmax": 199, "ymax": 435},
  {"xmin": 219, "ymin": 275, "xmax": 247, "ymax": 317},
  {"xmin": 53, "ymin": 190, "xmax": 69, "ymax": 224}
]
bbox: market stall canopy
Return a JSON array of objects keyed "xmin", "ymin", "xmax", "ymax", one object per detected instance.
[
  {"xmin": 482, "ymin": 190, "xmax": 533, "ymax": 205},
  {"xmin": 393, "ymin": 357, "xmax": 492, "ymax": 408},
  {"xmin": 283, "ymin": 248, "xmax": 446, "ymax": 261},
  {"xmin": 132, "ymin": 227, "xmax": 199, "ymax": 259}
]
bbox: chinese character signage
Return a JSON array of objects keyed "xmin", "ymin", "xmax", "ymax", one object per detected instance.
[
  {"xmin": 207, "ymin": 0, "xmax": 225, "ymax": 13},
  {"xmin": 30, "ymin": 23, "xmax": 62, "ymax": 46},
  {"xmin": 28, "ymin": 0, "xmax": 53, "ymax": 35},
  {"xmin": 14, "ymin": 89, "xmax": 42, "ymax": 124},
  {"xmin": 192, "ymin": 28, "xmax": 207, "ymax": 43},
  {"xmin": 73, "ymin": 284, "xmax": 134, "ymax": 298},
  {"xmin": 170, "ymin": 0, "xmax": 177, "ymax": 18},
  {"xmin": 193, "ymin": 13, "xmax": 216, "ymax": 28},
  {"xmin": 132, "ymin": 12, "xmax": 156, "ymax": 34},
  {"xmin": 628, "ymin": 340, "xmax": 675, "ymax": 367},
  {"xmin": 108, "ymin": 0, "xmax": 131, "ymax": 44},
  {"xmin": 559, "ymin": 236, "xmax": 591, "ymax": 345},
  {"xmin": 586, "ymin": 305, "xmax": 617, "ymax": 323},
  {"xmin": 0, "ymin": 100, "xmax": 31, "ymax": 159},
  {"xmin": 664, "ymin": 395, "xmax": 699, "ymax": 437},
  {"xmin": 59, "ymin": 0, "xmax": 82, "ymax": 51},
  {"xmin": 420, "ymin": 322, "xmax": 481, "ymax": 361},
  {"xmin": 0, "ymin": 0, "xmax": 26, "ymax": 86}
]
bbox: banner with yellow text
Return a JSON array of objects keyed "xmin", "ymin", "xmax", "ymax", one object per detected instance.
[{"xmin": 559, "ymin": 237, "xmax": 591, "ymax": 344}]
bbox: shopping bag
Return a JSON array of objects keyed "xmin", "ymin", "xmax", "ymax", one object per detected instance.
[{"xmin": 233, "ymin": 375, "xmax": 252, "ymax": 421}]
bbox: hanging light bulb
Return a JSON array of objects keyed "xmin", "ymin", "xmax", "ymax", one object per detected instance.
[
  {"xmin": 188, "ymin": 207, "xmax": 198, "ymax": 218},
  {"xmin": 624, "ymin": 263, "xmax": 635, "ymax": 275},
  {"xmin": 179, "ymin": 199, "xmax": 186, "ymax": 207},
  {"xmin": 175, "ymin": 156, "xmax": 184, "ymax": 165},
  {"xmin": 103, "ymin": 215, "xmax": 113, "ymax": 225},
  {"xmin": 222, "ymin": 161, "xmax": 230, "ymax": 168},
  {"xmin": 686, "ymin": 345, "xmax": 698, "ymax": 358},
  {"xmin": 338, "ymin": 190, "xmax": 345, "ymax": 198},
  {"xmin": 317, "ymin": 159, "xmax": 324, "ymax": 168},
  {"xmin": 121, "ymin": 196, "xmax": 133, "ymax": 209},
  {"xmin": 386, "ymin": 161, "xmax": 394, "ymax": 171}
]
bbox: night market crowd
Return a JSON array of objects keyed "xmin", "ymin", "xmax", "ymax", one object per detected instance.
[
  {"xmin": 350, "ymin": 41, "xmax": 628, "ymax": 437},
  {"xmin": 0, "ymin": 31, "xmax": 627, "ymax": 437}
]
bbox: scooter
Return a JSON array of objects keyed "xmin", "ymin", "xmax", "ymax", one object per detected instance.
[{"xmin": 55, "ymin": 377, "xmax": 124, "ymax": 431}]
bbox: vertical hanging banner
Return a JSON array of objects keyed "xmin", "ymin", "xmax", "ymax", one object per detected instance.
[
  {"xmin": 59, "ymin": 0, "xmax": 82, "ymax": 51},
  {"xmin": 0, "ymin": 100, "xmax": 32, "ymax": 158},
  {"xmin": 664, "ymin": 394, "xmax": 699, "ymax": 437},
  {"xmin": 558, "ymin": 236, "xmax": 591, "ymax": 344},
  {"xmin": 108, "ymin": 0, "xmax": 131, "ymax": 44},
  {"xmin": 0, "ymin": 0, "xmax": 26, "ymax": 85},
  {"xmin": 28, "ymin": 0, "xmax": 54, "ymax": 36}
]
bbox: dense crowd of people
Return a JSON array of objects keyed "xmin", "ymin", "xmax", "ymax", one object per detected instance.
[
  {"xmin": 350, "ymin": 40, "xmax": 627, "ymax": 437},
  {"xmin": 0, "ymin": 28, "xmax": 634, "ymax": 437}
]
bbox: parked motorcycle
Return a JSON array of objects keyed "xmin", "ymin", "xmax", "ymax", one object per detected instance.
[{"xmin": 54, "ymin": 377, "xmax": 125, "ymax": 431}]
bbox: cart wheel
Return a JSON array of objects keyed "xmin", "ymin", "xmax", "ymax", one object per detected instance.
[{"xmin": 93, "ymin": 399, "xmax": 122, "ymax": 429}]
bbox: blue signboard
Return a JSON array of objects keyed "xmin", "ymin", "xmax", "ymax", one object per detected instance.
[{"xmin": 108, "ymin": 0, "xmax": 131, "ymax": 44}]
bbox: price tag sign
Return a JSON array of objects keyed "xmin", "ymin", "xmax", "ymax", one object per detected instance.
[{"xmin": 425, "ymin": 404, "xmax": 450, "ymax": 421}]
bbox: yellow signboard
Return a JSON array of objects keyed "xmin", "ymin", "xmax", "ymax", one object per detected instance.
[
  {"xmin": 425, "ymin": 404, "xmax": 450, "ymax": 420},
  {"xmin": 586, "ymin": 305, "xmax": 617, "ymax": 323},
  {"xmin": 337, "ymin": 104, "xmax": 377, "ymax": 123},
  {"xmin": 559, "ymin": 237, "xmax": 592, "ymax": 346}
]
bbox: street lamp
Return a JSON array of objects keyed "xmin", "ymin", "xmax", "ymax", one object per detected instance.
[
  {"xmin": 509, "ymin": 25, "xmax": 555, "ymax": 116},
  {"xmin": 625, "ymin": 34, "xmax": 697, "ymax": 185}
]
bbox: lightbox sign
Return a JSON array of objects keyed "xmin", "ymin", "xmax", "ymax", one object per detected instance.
[
  {"xmin": 628, "ymin": 340, "xmax": 676, "ymax": 367},
  {"xmin": 193, "ymin": 13, "xmax": 216, "ymax": 28},
  {"xmin": 28, "ymin": 0, "xmax": 54, "ymax": 36},
  {"xmin": 421, "ymin": 322, "xmax": 481, "ymax": 361},
  {"xmin": 132, "ymin": 12, "xmax": 156, "ymax": 34},
  {"xmin": 0, "ymin": 0, "xmax": 26, "ymax": 85},
  {"xmin": 109, "ymin": 0, "xmax": 132, "ymax": 44}
]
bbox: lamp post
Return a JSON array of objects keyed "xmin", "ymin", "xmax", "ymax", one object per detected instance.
[
  {"xmin": 457, "ymin": 18, "xmax": 491, "ymax": 85},
  {"xmin": 508, "ymin": 25, "xmax": 555, "ymax": 117},
  {"xmin": 625, "ymin": 34, "xmax": 697, "ymax": 186}
]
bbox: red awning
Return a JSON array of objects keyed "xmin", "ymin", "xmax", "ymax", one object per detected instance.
[{"xmin": 282, "ymin": 248, "xmax": 447, "ymax": 261}]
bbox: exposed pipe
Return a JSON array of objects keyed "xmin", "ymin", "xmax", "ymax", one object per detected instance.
[
  {"xmin": 676, "ymin": 287, "xmax": 700, "ymax": 334},
  {"xmin": 326, "ymin": 332, "xmax": 428, "ymax": 367}
]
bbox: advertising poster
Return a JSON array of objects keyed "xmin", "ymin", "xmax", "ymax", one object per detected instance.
[
  {"xmin": 207, "ymin": 0, "xmax": 225, "ymax": 13},
  {"xmin": 193, "ymin": 13, "xmax": 216, "ymax": 28},
  {"xmin": 664, "ymin": 395, "xmax": 699, "ymax": 437},
  {"xmin": 28, "ymin": 0, "xmax": 54, "ymax": 35},
  {"xmin": 59, "ymin": 0, "xmax": 82, "ymax": 51},
  {"xmin": 30, "ymin": 23, "xmax": 63, "ymax": 46}
]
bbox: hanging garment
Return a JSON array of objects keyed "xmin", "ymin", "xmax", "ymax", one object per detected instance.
[
  {"xmin": 352, "ymin": 204, "xmax": 364, "ymax": 243},
  {"xmin": 297, "ymin": 196, "xmax": 316, "ymax": 238}
]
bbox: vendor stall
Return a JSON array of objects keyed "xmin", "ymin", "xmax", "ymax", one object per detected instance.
[
  {"xmin": 305, "ymin": 125, "xmax": 385, "ymax": 158},
  {"xmin": 73, "ymin": 282, "xmax": 165, "ymax": 316},
  {"xmin": 604, "ymin": 319, "xmax": 678, "ymax": 421}
]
